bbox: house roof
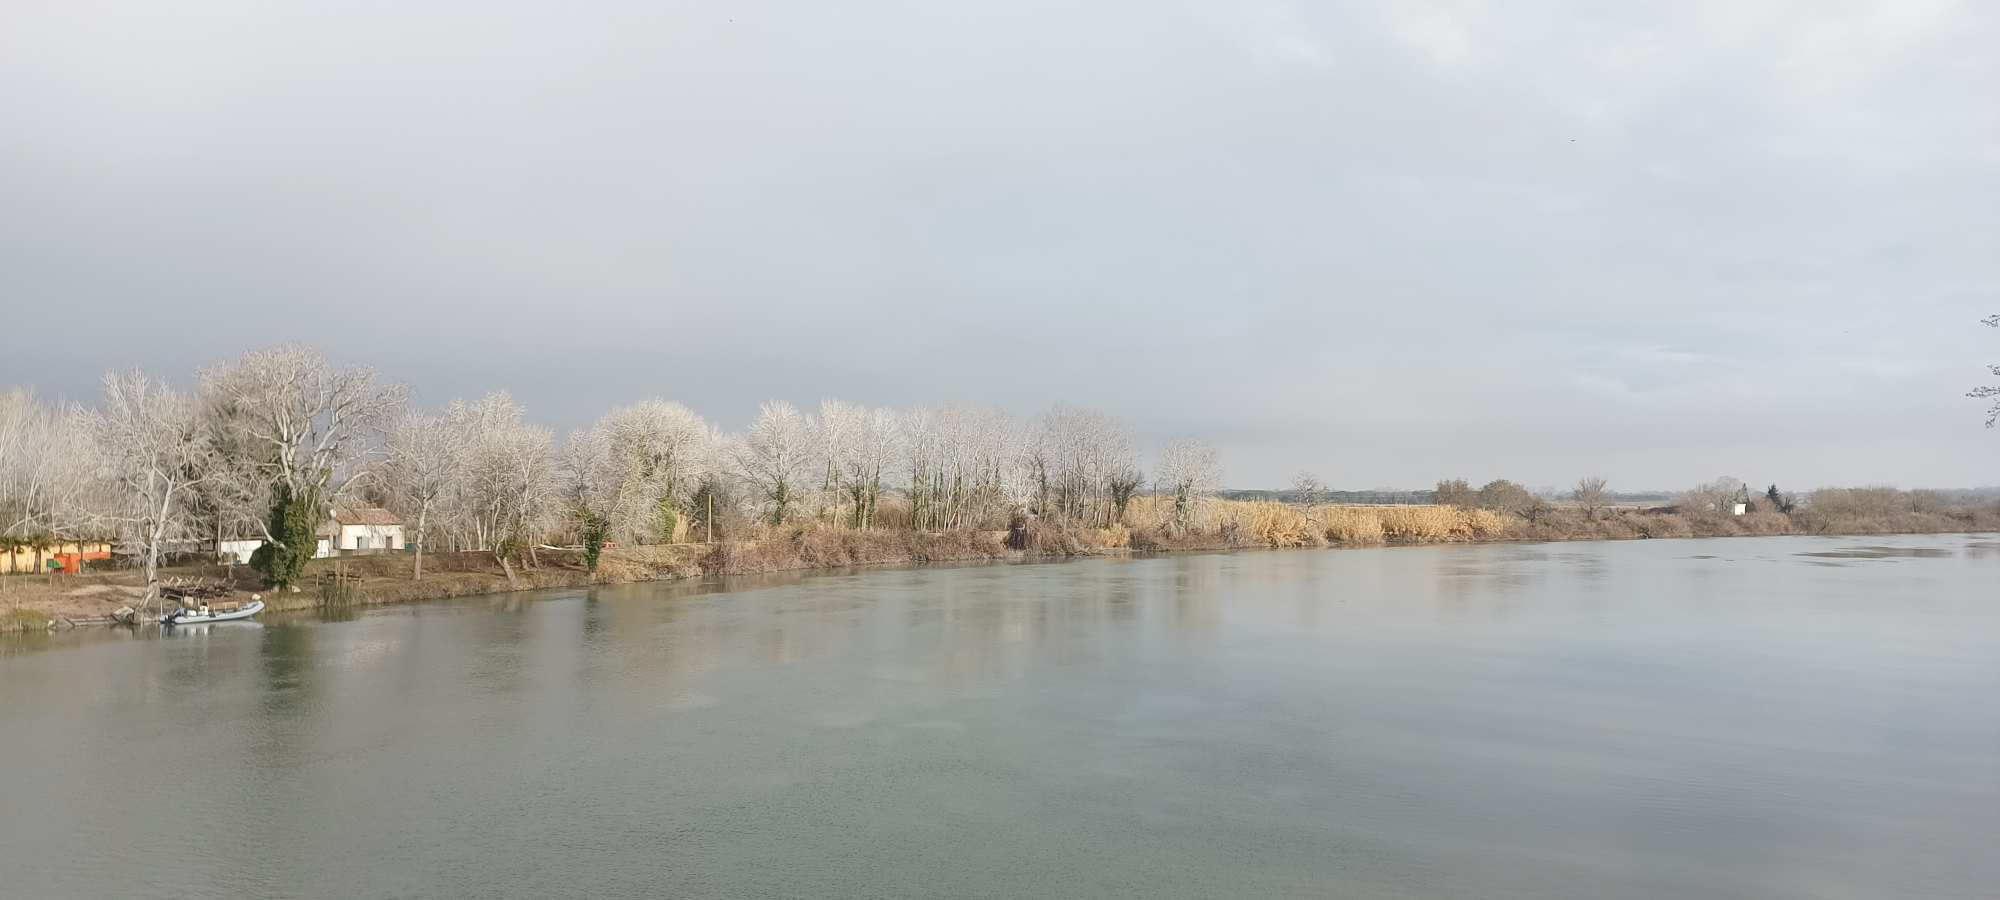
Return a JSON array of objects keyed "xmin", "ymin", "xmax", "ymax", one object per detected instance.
[{"xmin": 331, "ymin": 507, "xmax": 403, "ymax": 527}]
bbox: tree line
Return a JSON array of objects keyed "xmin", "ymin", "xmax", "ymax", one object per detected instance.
[{"xmin": 1, "ymin": 345, "xmax": 1223, "ymax": 605}]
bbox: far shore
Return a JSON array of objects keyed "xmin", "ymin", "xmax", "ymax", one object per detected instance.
[{"xmin": 6, "ymin": 517, "xmax": 1995, "ymax": 635}]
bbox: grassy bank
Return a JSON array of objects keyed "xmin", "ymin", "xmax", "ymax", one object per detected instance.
[{"xmin": 6, "ymin": 498, "xmax": 1997, "ymax": 633}]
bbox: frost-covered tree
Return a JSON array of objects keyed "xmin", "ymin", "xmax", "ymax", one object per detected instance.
[
  {"xmin": 731, "ymin": 401, "xmax": 815, "ymax": 525},
  {"xmin": 820, "ymin": 400, "xmax": 901, "ymax": 528},
  {"xmin": 589, "ymin": 400, "xmax": 712, "ymax": 542},
  {"xmin": 1155, "ymin": 440, "xmax": 1221, "ymax": 530},
  {"xmin": 901, "ymin": 404, "xmax": 1019, "ymax": 531},
  {"xmin": 0, "ymin": 390, "xmax": 99, "ymax": 571},
  {"xmin": 381, "ymin": 408, "xmax": 471, "ymax": 580},
  {"xmin": 453, "ymin": 393, "xmax": 555, "ymax": 568},
  {"xmin": 1024, "ymin": 405, "xmax": 1134, "ymax": 527},
  {"xmin": 89, "ymin": 372, "xmax": 212, "ymax": 610},
  {"xmin": 199, "ymin": 345, "xmax": 405, "ymax": 585}
]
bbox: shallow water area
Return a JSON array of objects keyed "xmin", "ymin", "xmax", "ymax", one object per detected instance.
[{"xmin": 5, "ymin": 533, "xmax": 1999, "ymax": 899}]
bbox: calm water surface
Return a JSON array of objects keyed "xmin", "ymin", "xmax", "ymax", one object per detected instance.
[{"xmin": 4, "ymin": 534, "xmax": 1999, "ymax": 899}]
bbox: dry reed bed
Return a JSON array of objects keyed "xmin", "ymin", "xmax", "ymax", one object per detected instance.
[{"xmin": 1200, "ymin": 501, "xmax": 1510, "ymax": 549}]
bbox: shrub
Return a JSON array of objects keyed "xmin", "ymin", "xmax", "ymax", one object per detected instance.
[
  {"xmin": 253, "ymin": 486, "xmax": 320, "ymax": 588},
  {"xmin": 1476, "ymin": 480, "xmax": 1534, "ymax": 515},
  {"xmin": 1435, "ymin": 479, "xmax": 1477, "ymax": 508},
  {"xmin": 579, "ymin": 510, "xmax": 610, "ymax": 572},
  {"xmin": 1630, "ymin": 513, "xmax": 1693, "ymax": 539}
]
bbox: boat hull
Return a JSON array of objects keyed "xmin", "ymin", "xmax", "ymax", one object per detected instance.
[{"xmin": 161, "ymin": 600, "xmax": 265, "ymax": 625}]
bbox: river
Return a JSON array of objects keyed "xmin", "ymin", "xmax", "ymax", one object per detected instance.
[{"xmin": 4, "ymin": 534, "xmax": 1998, "ymax": 899}]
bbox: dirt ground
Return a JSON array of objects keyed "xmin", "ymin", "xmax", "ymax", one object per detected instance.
[{"xmin": 0, "ymin": 547, "xmax": 691, "ymax": 631}]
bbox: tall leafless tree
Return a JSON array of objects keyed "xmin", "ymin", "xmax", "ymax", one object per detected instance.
[
  {"xmin": 1155, "ymin": 440, "xmax": 1221, "ymax": 532},
  {"xmin": 198, "ymin": 345, "xmax": 406, "ymax": 552},
  {"xmin": 90, "ymin": 372, "xmax": 212, "ymax": 612},
  {"xmin": 1572, "ymin": 476, "xmax": 1609, "ymax": 518},
  {"xmin": 731, "ymin": 401, "xmax": 814, "ymax": 525},
  {"xmin": 0, "ymin": 390, "xmax": 99, "ymax": 574},
  {"xmin": 381, "ymin": 408, "xmax": 471, "ymax": 580}
]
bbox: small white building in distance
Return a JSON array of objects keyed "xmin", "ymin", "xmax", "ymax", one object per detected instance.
[
  {"xmin": 212, "ymin": 508, "xmax": 409, "ymax": 562},
  {"xmin": 316, "ymin": 507, "xmax": 406, "ymax": 557}
]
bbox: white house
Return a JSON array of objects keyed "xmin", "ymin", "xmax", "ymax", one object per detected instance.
[
  {"xmin": 209, "ymin": 508, "xmax": 408, "ymax": 562},
  {"xmin": 317, "ymin": 507, "xmax": 406, "ymax": 557}
]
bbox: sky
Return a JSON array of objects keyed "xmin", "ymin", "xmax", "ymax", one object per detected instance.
[{"xmin": 2, "ymin": 0, "xmax": 1996, "ymax": 491}]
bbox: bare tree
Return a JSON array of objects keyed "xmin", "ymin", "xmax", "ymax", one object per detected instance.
[
  {"xmin": 1679, "ymin": 476, "xmax": 1746, "ymax": 516},
  {"xmin": 1434, "ymin": 478, "xmax": 1476, "ymax": 508},
  {"xmin": 1155, "ymin": 440, "xmax": 1221, "ymax": 531},
  {"xmin": 199, "ymin": 345, "xmax": 406, "ymax": 571},
  {"xmin": 381, "ymin": 409, "xmax": 470, "ymax": 580},
  {"xmin": 454, "ymin": 393, "xmax": 555, "ymax": 572},
  {"xmin": 1572, "ymin": 476, "xmax": 1609, "ymax": 518},
  {"xmin": 1108, "ymin": 465, "xmax": 1144, "ymax": 524},
  {"xmin": 1, "ymin": 391, "xmax": 100, "ymax": 574},
  {"xmin": 589, "ymin": 400, "xmax": 713, "ymax": 542},
  {"xmin": 1974, "ymin": 314, "xmax": 2000, "ymax": 427},
  {"xmin": 1291, "ymin": 471, "xmax": 1327, "ymax": 507},
  {"xmin": 731, "ymin": 401, "xmax": 814, "ymax": 525},
  {"xmin": 1024, "ymin": 405, "xmax": 1134, "ymax": 527},
  {"xmin": 899, "ymin": 404, "xmax": 1018, "ymax": 531},
  {"xmin": 89, "ymin": 372, "xmax": 212, "ymax": 612},
  {"xmin": 821, "ymin": 401, "xmax": 900, "ymax": 528}
]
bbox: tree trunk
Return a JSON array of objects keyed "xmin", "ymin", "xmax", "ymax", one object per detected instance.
[
  {"xmin": 413, "ymin": 504, "xmax": 428, "ymax": 581},
  {"xmin": 143, "ymin": 530, "xmax": 163, "ymax": 617}
]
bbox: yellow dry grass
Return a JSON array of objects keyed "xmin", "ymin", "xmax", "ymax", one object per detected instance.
[
  {"xmin": 1177, "ymin": 500, "xmax": 1514, "ymax": 548},
  {"xmin": 1319, "ymin": 507, "xmax": 1386, "ymax": 545}
]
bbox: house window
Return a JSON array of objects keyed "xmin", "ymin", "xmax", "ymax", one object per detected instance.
[{"xmin": 353, "ymin": 535, "xmax": 367, "ymax": 550}]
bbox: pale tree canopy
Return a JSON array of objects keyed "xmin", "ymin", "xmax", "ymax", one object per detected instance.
[
  {"xmin": 380, "ymin": 407, "xmax": 473, "ymax": 578},
  {"xmin": 1025, "ymin": 405, "xmax": 1135, "ymax": 527},
  {"xmin": 198, "ymin": 344, "xmax": 406, "ymax": 513},
  {"xmin": 574, "ymin": 400, "xmax": 714, "ymax": 542},
  {"xmin": 453, "ymin": 392, "xmax": 556, "ymax": 557},
  {"xmin": 1156, "ymin": 439, "xmax": 1221, "ymax": 529},
  {"xmin": 0, "ymin": 389, "xmax": 99, "ymax": 549},
  {"xmin": 89, "ymin": 372, "xmax": 212, "ymax": 605},
  {"xmin": 731, "ymin": 401, "xmax": 815, "ymax": 525}
]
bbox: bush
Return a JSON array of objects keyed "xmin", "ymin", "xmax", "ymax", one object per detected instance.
[
  {"xmin": 580, "ymin": 511, "xmax": 610, "ymax": 572},
  {"xmin": 1435, "ymin": 479, "xmax": 1476, "ymax": 508},
  {"xmin": 252, "ymin": 486, "xmax": 320, "ymax": 588},
  {"xmin": 1476, "ymin": 480, "xmax": 1534, "ymax": 515}
]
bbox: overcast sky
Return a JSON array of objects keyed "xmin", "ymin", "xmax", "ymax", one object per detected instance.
[{"xmin": 3, "ymin": 0, "xmax": 1995, "ymax": 490}]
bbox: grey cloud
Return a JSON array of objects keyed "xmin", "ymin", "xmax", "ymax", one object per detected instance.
[{"xmin": 2, "ymin": 0, "xmax": 1995, "ymax": 489}]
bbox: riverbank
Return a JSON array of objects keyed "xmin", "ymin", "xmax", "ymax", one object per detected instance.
[
  {"xmin": 0, "ymin": 525, "xmax": 1170, "ymax": 631},
  {"xmin": 6, "ymin": 499, "xmax": 1998, "ymax": 633}
]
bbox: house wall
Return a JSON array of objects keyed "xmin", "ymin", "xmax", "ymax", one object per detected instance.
[{"xmin": 336, "ymin": 524, "xmax": 405, "ymax": 553}]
